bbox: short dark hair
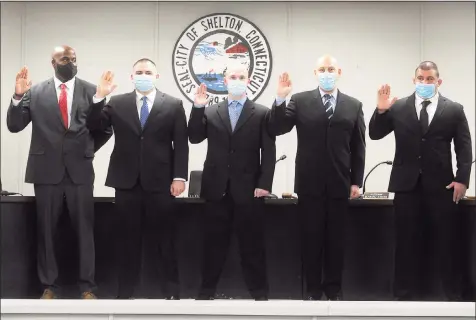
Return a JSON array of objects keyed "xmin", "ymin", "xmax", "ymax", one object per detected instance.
[
  {"xmin": 415, "ymin": 61, "xmax": 439, "ymax": 77},
  {"xmin": 133, "ymin": 58, "xmax": 156, "ymax": 67}
]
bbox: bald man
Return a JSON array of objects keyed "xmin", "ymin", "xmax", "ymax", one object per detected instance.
[
  {"xmin": 188, "ymin": 61, "xmax": 276, "ymax": 300},
  {"xmin": 7, "ymin": 45, "xmax": 112, "ymax": 299},
  {"xmin": 267, "ymin": 55, "xmax": 366, "ymax": 300}
]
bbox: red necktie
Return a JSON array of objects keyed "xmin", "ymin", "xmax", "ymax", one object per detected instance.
[{"xmin": 59, "ymin": 84, "xmax": 68, "ymax": 128}]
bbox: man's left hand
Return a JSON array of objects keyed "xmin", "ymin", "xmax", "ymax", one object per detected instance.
[
  {"xmin": 446, "ymin": 181, "xmax": 467, "ymax": 204},
  {"xmin": 350, "ymin": 185, "xmax": 361, "ymax": 199},
  {"xmin": 170, "ymin": 180, "xmax": 185, "ymax": 197},
  {"xmin": 254, "ymin": 188, "xmax": 270, "ymax": 198}
]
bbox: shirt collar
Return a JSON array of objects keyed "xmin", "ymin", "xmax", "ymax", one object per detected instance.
[
  {"xmin": 319, "ymin": 87, "xmax": 338, "ymax": 101},
  {"xmin": 136, "ymin": 89, "xmax": 157, "ymax": 103},
  {"xmin": 228, "ymin": 96, "xmax": 247, "ymax": 106},
  {"xmin": 415, "ymin": 91, "xmax": 439, "ymax": 106},
  {"xmin": 54, "ymin": 76, "xmax": 75, "ymax": 89}
]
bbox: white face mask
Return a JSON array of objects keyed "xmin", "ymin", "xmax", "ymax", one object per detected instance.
[
  {"xmin": 227, "ymin": 79, "xmax": 247, "ymax": 96},
  {"xmin": 133, "ymin": 74, "xmax": 156, "ymax": 92}
]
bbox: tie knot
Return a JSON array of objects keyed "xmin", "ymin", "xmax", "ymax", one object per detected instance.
[
  {"xmin": 230, "ymin": 101, "xmax": 239, "ymax": 108},
  {"xmin": 421, "ymin": 100, "xmax": 431, "ymax": 109},
  {"xmin": 60, "ymin": 84, "xmax": 66, "ymax": 90},
  {"xmin": 324, "ymin": 94, "xmax": 332, "ymax": 100}
]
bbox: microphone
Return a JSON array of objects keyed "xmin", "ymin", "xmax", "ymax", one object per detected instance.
[
  {"xmin": 362, "ymin": 161, "xmax": 393, "ymax": 194},
  {"xmin": 276, "ymin": 154, "xmax": 287, "ymax": 164},
  {"xmin": 264, "ymin": 155, "xmax": 288, "ymax": 199}
]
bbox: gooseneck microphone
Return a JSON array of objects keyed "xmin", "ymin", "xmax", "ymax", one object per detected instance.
[{"xmin": 362, "ymin": 161, "xmax": 393, "ymax": 194}]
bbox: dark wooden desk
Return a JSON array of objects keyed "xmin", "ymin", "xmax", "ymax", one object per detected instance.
[{"xmin": 1, "ymin": 196, "xmax": 474, "ymax": 301}]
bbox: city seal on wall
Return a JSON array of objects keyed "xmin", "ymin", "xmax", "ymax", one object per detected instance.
[{"xmin": 172, "ymin": 13, "xmax": 272, "ymax": 105}]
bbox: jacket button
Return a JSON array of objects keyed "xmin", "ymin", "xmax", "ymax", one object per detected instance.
[
  {"xmin": 140, "ymin": 136, "xmax": 144, "ymax": 140},
  {"xmin": 230, "ymin": 150, "xmax": 235, "ymax": 153},
  {"xmin": 422, "ymin": 138, "xmax": 426, "ymax": 142},
  {"xmin": 417, "ymin": 156, "xmax": 421, "ymax": 159}
]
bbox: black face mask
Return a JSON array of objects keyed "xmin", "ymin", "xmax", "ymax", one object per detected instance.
[{"xmin": 55, "ymin": 62, "xmax": 77, "ymax": 82}]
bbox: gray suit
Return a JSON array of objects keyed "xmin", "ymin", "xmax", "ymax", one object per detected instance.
[{"xmin": 6, "ymin": 77, "xmax": 112, "ymax": 294}]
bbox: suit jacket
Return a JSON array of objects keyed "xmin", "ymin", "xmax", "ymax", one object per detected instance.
[
  {"xmin": 6, "ymin": 78, "xmax": 113, "ymax": 185},
  {"xmin": 188, "ymin": 99, "xmax": 276, "ymax": 204},
  {"xmin": 369, "ymin": 93, "xmax": 472, "ymax": 192},
  {"xmin": 267, "ymin": 89, "xmax": 366, "ymax": 198},
  {"xmin": 87, "ymin": 90, "xmax": 189, "ymax": 193}
]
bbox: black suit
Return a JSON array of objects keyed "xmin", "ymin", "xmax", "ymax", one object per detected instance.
[
  {"xmin": 6, "ymin": 77, "xmax": 112, "ymax": 294},
  {"xmin": 369, "ymin": 93, "xmax": 472, "ymax": 300},
  {"xmin": 267, "ymin": 89, "xmax": 366, "ymax": 299},
  {"xmin": 87, "ymin": 90, "xmax": 189, "ymax": 298},
  {"xmin": 188, "ymin": 98, "xmax": 275, "ymax": 298}
]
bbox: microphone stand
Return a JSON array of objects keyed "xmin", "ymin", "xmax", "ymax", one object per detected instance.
[
  {"xmin": 362, "ymin": 161, "xmax": 393, "ymax": 194},
  {"xmin": 265, "ymin": 155, "xmax": 287, "ymax": 199}
]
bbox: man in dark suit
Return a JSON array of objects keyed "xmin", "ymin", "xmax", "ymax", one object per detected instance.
[
  {"xmin": 188, "ymin": 61, "xmax": 276, "ymax": 301},
  {"xmin": 369, "ymin": 61, "xmax": 472, "ymax": 301},
  {"xmin": 87, "ymin": 58, "xmax": 189, "ymax": 300},
  {"xmin": 267, "ymin": 55, "xmax": 366, "ymax": 300},
  {"xmin": 6, "ymin": 45, "xmax": 112, "ymax": 299}
]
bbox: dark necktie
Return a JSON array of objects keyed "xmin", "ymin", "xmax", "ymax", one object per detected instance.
[
  {"xmin": 323, "ymin": 94, "xmax": 334, "ymax": 119},
  {"xmin": 140, "ymin": 97, "xmax": 149, "ymax": 129},
  {"xmin": 420, "ymin": 100, "xmax": 431, "ymax": 134}
]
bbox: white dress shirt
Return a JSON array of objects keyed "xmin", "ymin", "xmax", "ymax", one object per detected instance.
[
  {"xmin": 415, "ymin": 92, "xmax": 439, "ymax": 124},
  {"xmin": 12, "ymin": 76, "xmax": 76, "ymax": 128}
]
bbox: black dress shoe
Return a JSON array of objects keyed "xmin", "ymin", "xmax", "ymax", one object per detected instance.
[
  {"xmin": 254, "ymin": 296, "xmax": 268, "ymax": 301},
  {"xmin": 165, "ymin": 295, "xmax": 180, "ymax": 300},
  {"xmin": 305, "ymin": 296, "xmax": 320, "ymax": 301},
  {"xmin": 196, "ymin": 294, "xmax": 214, "ymax": 300},
  {"xmin": 116, "ymin": 295, "xmax": 133, "ymax": 299}
]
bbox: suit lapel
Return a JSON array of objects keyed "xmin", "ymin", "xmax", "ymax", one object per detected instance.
[
  {"xmin": 402, "ymin": 94, "xmax": 421, "ymax": 135},
  {"xmin": 123, "ymin": 91, "xmax": 141, "ymax": 135},
  {"xmin": 143, "ymin": 89, "xmax": 165, "ymax": 132},
  {"xmin": 312, "ymin": 89, "xmax": 327, "ymax": 118},
  {"xmin": 329, "ymin": 90, "xmax": 346, "ymax": 123},
  {"xmin": 425, "ymin": 95, "xmax": 447, "ymax": 135},
  {"xmin": 217, "ymin": 99, "xmax": 232, "ymax": 134},
  {"xmin": 70, "ymin": 78, "xmax": 82, "ymax": 128},
  {"xmin": 46, "ymin": 79, "xmax": 65, "ymax": 127},
  {"xmin": 233, "ymin": 99, "xmax": 255, "ymax": 134}
]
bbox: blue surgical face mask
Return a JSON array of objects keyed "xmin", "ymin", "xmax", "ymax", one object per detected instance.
[
  {"xmin": 227, "ymin": 79, "xmax": 247, "ymax": 96},
  {"xmin": 318, "ymin": 72, "xmax": 337, "ymax": 91},
  {"xmin": 133, "ymin": 74, "xmax": 155, "ymax": 92},
  {"xmin": 415, "ymin": 83, "xmax": 436, "ymax": 99}
]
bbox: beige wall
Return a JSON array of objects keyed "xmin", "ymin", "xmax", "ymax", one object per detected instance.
[{"xmin": 1, "ymin": 2, "xmax": 475, "ymax": 197}]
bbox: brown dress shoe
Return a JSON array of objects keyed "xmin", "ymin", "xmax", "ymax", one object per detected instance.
[
  {"xmin": 81, "ymin": 292, "xmax": 97, "ymax": 299},
  {"xmin": 40, "ymin": 289, "xmax": 56, "ymax": 299}
]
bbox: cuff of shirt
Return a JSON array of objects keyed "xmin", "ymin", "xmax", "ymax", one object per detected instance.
[
  {"xmin": 11, "ymin": 96, "xmax": 23, "ymax": 106},
  {"xmin": 173, "ymin": 178, "xmax": 186, "ymax": 181},
  {"xmin": 193, "ymin": 104, "xmax": 205, "ymax": 108},
  {"xmin": 92, "ymin": 95, "xmax": 107, "ymax": 104},
  {"xmin": 275, "ymin": 97, "xmax": 286, "ymax": 105}
]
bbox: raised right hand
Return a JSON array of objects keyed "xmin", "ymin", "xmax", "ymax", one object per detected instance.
[
  {"xmin": 194, "ymin": 83, "xmax": 210, "ymax": 106},
  {"xmin": 277, "ymin": 72, "xmax": 292, "ymax": 99},
  {"xmin": 15, "ymin": 66, "xmax": 32, "ymax": 96},
  {"xmin": 377, "ymin": 84, "xmax": 398, "ymax": 113},
  {"xmin": 96, "ymin": 71, "xmax": 117, "ymax": 99}
]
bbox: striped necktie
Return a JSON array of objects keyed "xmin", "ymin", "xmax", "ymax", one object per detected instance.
[{"xmin": 323, "ymin": 94, "xmax": 334, "ymax": 119}]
